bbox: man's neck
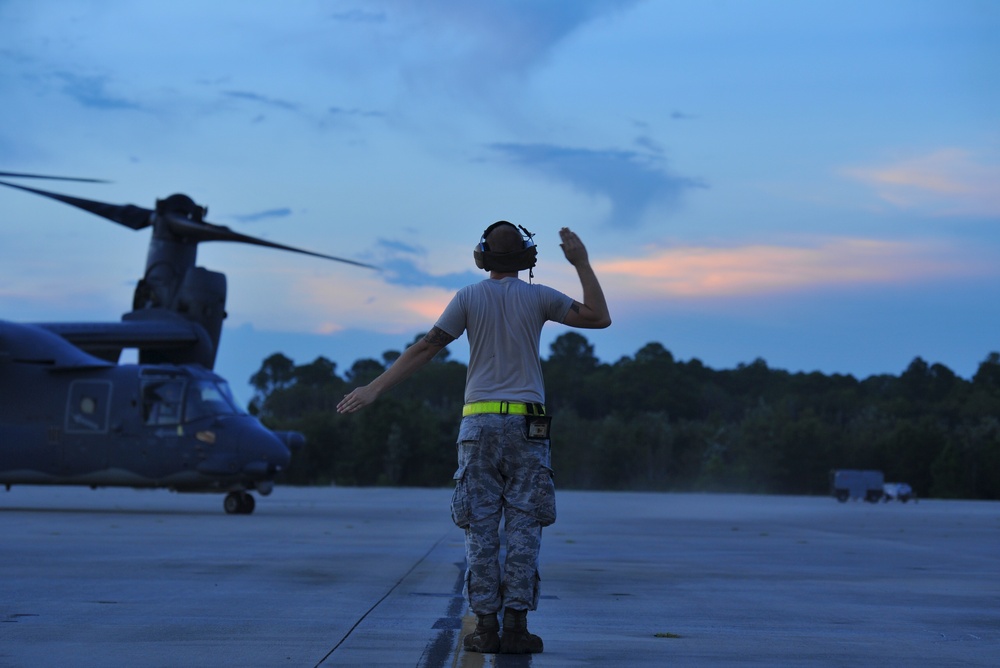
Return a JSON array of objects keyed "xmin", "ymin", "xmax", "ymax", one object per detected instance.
[{"xmin": 489, "ymin": 271, "xmax": 519, "ymax": 280}]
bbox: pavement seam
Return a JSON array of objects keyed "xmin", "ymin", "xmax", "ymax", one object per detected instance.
[{"xmin": 313, "ymin": 531, "xmax": 451, "ymax": 667}]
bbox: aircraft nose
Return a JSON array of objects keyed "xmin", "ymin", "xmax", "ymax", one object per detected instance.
[
  {"xmin": 272, "ymin": 430, "xmax": 306, "ymax": 452},
  {"xmin": 194, "ymin": 417, "xmax": 292, "ymax": 479},
  {"xmin": 230, "ymin": 418, "xmax": 292, "ymax": 476},
  {"xmin": 254, "ymin": 429, "xmax": 292, "ymax": 475}
]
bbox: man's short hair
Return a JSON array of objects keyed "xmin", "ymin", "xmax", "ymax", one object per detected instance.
[{"xmin": 484, "ymin": 222, "xmax": 524, "ymax": 254}]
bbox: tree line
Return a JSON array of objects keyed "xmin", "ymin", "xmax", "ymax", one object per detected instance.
[{"xmin": 248, "ymin": 333, "xmax": 1000, "ymax": 500}]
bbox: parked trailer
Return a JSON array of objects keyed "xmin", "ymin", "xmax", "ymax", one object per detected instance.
[{"xmin": 830, "ymin": 469, "xmax": 884, "ymax": 503}]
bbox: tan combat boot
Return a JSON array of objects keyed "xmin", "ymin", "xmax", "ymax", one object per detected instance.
[
  {"xmin": 463, "ymin": 613, "xmax": 500, "ymax": 653},
  {"xmin": 499, "ymin": 607, "xmax": 544, "ymax": 654}
]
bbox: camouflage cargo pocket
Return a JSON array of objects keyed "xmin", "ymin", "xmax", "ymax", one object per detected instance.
[
  {"xmin": 451, "ymin": 421, "xmax": 483, "ymax": 529},
  {"xmin": 530, "ymin": 465, "xmax": 556, "ymax": 526},
  {"xmin": 450, "ymin": 465, "xmax": 471, "ymax": 528}
]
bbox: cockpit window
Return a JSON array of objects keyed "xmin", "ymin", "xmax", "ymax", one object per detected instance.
[
  {"xmin": 142, "ymin": 378, "xmax": 245, "ymax": 426},
  {"xmin": 142, "ymin": 380, "xmax": 185, "ymax": 426},
  {"xmin": 183, "ymin": 380, "xmax": 243, "ymax": 422},
  {"xmin": 215, "ymin": 381, "xmax": 245, "ymax": 413}
]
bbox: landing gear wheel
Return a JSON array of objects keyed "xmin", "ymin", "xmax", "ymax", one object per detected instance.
[
  {"xmin": 240, "ymin": 493, "xmax": 255, "ymax": 514},
  {"xmin": 224, "ymin": 491, "xmax": 255, "ymax": 515}
]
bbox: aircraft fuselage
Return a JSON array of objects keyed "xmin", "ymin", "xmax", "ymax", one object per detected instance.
[{"xmin": 0, "ymin": 321, "xmax": 291, "ymax": 509}]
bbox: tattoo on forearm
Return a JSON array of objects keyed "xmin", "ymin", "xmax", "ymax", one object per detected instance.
[{"xmin": 424, "ymin": 327, "xmax": 456, "ymax": 347}]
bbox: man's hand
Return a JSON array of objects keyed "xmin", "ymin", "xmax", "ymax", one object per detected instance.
[
  {"xmin": 559, "ymin": 227, "xmax": 590, "ymax": 266},
  {"xmin": 337, "ymin": 384, "xmax": 378, "ymax": 414}
]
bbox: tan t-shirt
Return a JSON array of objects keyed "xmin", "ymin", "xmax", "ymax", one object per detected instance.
[{"xmin": 435, "ymin": 277, "xmax": 573, "ymax": 404}]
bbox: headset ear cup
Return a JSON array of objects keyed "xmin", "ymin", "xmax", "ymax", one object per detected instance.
[
  {"xmin": 474, "ymin": 246, "xmax": 489, "ymax": 270},
  {"xmin": 475, "ymin": 227, "xmax": 494, "ymax": 271}
]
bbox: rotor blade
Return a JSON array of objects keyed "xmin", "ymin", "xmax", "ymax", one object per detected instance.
[
  {"xmin": 162, "ymin": 213, "xmax": 379, "ymax": 269},
  {"xmin": 0, "ymin": 180, "xmax": 152, "ymax": 230},
  {"xmin": 0, "ymin": 171, "xmax": 110, "ymax": 183}
]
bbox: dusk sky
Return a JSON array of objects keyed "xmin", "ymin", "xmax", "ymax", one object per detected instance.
[{"xmin": 2, "ymin": 0, "xmax": 997, "ymax": 406}]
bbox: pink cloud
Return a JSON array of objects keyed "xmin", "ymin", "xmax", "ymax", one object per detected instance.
[
  {"xmin": 844, "ymin": 148, "xmax": 1000, "ymax": 216},
  {"xmin": 596, "ymin": 238, "xmax": 977, "ymax": 298}
]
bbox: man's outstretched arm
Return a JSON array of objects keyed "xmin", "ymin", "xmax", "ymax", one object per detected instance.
[
  {"xmin": 336, "ymin": 327, "xmax": 455, "ymax": 414},
  {"xmin": 559, "ymin": 227, "xmax": 612, "ymax": 330}
]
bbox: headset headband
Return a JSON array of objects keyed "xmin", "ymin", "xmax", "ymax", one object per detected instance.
[{"xmin": 473, "ymin": 221, "xmax": 538, "ymax": 272}]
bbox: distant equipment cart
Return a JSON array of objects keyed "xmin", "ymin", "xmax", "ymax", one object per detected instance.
[
  {"xmin": 882, "ymin": 482, "xmax": 916, "ymax": 503},
  {"xmin": 830, "ymin": 469, "xmax": 884, "ymax": 503}
]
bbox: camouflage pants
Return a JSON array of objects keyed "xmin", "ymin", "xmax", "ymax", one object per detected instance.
[{"xmin": 450, "ymin": 414, "xmax": 556, "ymax": 615}]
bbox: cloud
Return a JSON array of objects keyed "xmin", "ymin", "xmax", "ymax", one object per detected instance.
[
  {"xmin": 54, "ymin": 72, "xmax": 143, "ymax": 110},
  {"xmin": 224, "ymin": 266, "xmax": 445, "ymax": 336},
  {"xmin": 231, "ymin": 208, "xmax": 293, "ymax": 224},
  {"xmin": 597, "ymin": 238, "xmax": 985, "ymax": 298},
  {"xmin": 329, "ymin": 9, "xmax": 387, "ymax": 24},
  {"xmin": 281, "ymin": 269, "xmax": 457, "ymax": 335},
  {"xmin": 633, "ymin": 135, "xmax": 665, "ymax": 154},
  {"xmin": 844, "ymin": 148, "xmax": 1000, "ymax": 217},
  {"xmin": 381, "ymin": 257, "xmax": 482, "ymax": 289},
  {"xmin": 406, "ymin": 0, "xmax": 639, "ymax": 65},
  {"xmin": 373, "ymin": 238, "xmax": 481, "ymax": 289},
  {"xmin": 489, "ymin": 142, "xmax": 705, "ymax": 229},
  {"xmin": 223, "ymin": 90, "xmax": 300, "ymax": 112},
  {"xmin": 327, "ymin": 106, "xmax": 385, "ymax": 119},
  {"xmin": 357, "ymin": 0, "xmax": 641, "ymax": 96}
]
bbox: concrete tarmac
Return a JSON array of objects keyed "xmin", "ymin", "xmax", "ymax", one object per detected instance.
[{"xmin": 1, "ymin": 486, "xmax": 997, "ymax": 667}]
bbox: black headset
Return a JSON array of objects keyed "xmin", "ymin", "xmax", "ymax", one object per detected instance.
[{"xmin": 473, "ymin": 220, "xmax": 538, "ymax": 273}]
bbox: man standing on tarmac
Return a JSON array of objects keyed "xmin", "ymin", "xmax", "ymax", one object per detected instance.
[{"xmin": 337, "ymin": 222, "xmax": 611, "ymax": 654}]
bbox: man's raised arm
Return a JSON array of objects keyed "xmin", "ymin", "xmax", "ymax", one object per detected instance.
[{"xmin": 558, "ymin": 227, "xmax": 611, "ymax": 330}]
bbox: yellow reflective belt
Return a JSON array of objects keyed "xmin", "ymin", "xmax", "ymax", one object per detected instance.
[{"xmin": 462, "ymin": 401, "xmax": 545, "ymax": 417}]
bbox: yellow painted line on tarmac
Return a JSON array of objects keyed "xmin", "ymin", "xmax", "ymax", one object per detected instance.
[{"xmin": 452, "ymin": 612, "xmax": 491, "ymax": 668}]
